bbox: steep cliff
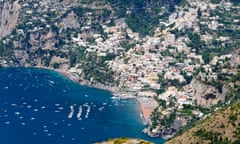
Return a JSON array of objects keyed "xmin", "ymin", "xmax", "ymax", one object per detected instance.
[
  {"xmin": 0, "ymin": 0, "xmax": 20, "ymax": 38},
  {"xmin": 167, "ymin": 100, "xmax": 240, "ymax": 144},
  {"xmin": 0, "ymin": 0, "xmax": 239, "ymax": 140}
]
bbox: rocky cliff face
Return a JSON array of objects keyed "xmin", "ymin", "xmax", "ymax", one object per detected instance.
[
  {"xmin": 0, "ymin": 0, "xmax": 20, "ymax": 38},
  {"xmin": 186, "ymin": 78, "xmax": 227, "ymax": 108},
  {"xmin": 166, "ymin": 100, "xmax": 240, "ymax": 144},
  {"xmin": 0, "ymin": 0, "xmax": 239, "ymax": 140}
]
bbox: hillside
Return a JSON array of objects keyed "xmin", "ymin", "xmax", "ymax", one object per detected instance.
[
  {"xmin": 95, "ymin": 138, "xmax": 153, "ymax": 144},
  {"xmin": 0, "ymin": 0, "xmax": 240, "ymax": 140},
  {"xmin": 167, "ymin": 100, "xmax": 240, "ymax": 144}
]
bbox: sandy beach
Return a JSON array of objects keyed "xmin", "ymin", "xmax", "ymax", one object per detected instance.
[
  {"xmin": 53, "ymin": 69, "xmax": 158, "ymax": 124},
  {"xmin": 139, "ymin": 106, "xmax": 154, "ymax": 121},
  {"xmin": 136, "ymin": 97, "xmax": 158, "ymax": 124},
  {"xmin": 3, "ymin": 65, "xmax": 158, "ymax": 126}
]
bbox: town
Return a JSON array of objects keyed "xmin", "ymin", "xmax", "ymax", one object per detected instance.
[{"xmin": 0, "ymin": 0, "xmax": 240, "ymax": 139}]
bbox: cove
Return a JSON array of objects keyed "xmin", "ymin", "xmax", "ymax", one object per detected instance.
[{"xmin": 0, "ymin": 67, "xmax": 164, "ymax": 144}]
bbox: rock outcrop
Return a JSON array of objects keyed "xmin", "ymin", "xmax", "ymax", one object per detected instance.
[
  {"xmin": 0, "ymin": 0, "xmax": 21, "ymax": 38},
  {"xmin": 184, "ymin": 78, "xmax": 227, "ymax": 108},
  {"xmin": 166, "ymin": 101, "xmax": 240, "ymax": 144}
]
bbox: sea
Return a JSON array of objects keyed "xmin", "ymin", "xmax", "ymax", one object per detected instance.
[{"xmin": 0, "ymin": 67, "xmax": 164, "ymax": 144}]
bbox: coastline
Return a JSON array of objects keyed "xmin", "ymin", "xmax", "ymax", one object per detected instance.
[
  {"xmin": 0, "ymin": 67, "xmax": 165, "ymax": 144},
  {"xmin": 56, "ymin": 68, "xmax": 161, "ymax": 139},
  {"xmin": 1, "ymin": 65, "xmax": 157, "ymax": 126},
  {"xmin": 55, "ymin": 68, "xmax": 158, "ymax": 125},
  {"xmin": 136, "ymin": 97, "xmax": 158, "ymax": 125}
]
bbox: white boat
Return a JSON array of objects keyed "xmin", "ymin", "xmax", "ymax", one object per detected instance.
[
  {"xmin": 5, "ymin": 121, "xmax": 10, "ymax": 124},
  {"xmin": 77, "ymin": 106, "xmax": 82, "ymax": 120},
  {"xmin": 98, "ymin": 106, "xmax": 104, "ymax": 111},
  {"xmin": 85, "ymin": 105, "xmax": 91, "ymax": 118},
  {"xmin": 111, "ymin": 96, "xmax": 120, "ymax": 100},
  {"xmin": 68, "ymin": 105, "xmax": 74, "ymax": 118}
]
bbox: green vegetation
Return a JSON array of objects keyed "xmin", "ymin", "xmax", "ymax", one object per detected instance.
[
  {"xmin": 226, "ymin": 72, "xmax": 240, "ymax": 102},
  {"xmin": 52, "ymin": 62, "xmax": 60, "ymax": 69},
  {"xmin": 160, "ymin": 49, "xmax": 172, "ymax": 57},
  {"xmin": 42, "ymin": 56, "xmax": 51, "ymax": 67},
  {"xmin": 167, "ymin": 100, "xmax": 240, "ymax": 144},
  {"xmin": 125, "ymin": 11, "xmax": 158, "ymax": 36},
  {"xmin": 229, "ymin": 113, "xmax": 237, "ymax": 121},
  {"xmin": 155, "ymin": 98, "xmax": 167, "ymax": 109},
  {"xmin": 0, "ymin": 1, "xmax": 118, "ymax": 84},
  {"xmin": 96, "ymin": 138, "xmax": 153, "ymax": 144},
  {"xmin": 106, "ymin": 0, "xmax": 183, "ymax": 36},
  {"xmin": 187, "ymin": 32, "xmax": 205, "ymax": 54},
  {"xmin": 151, "ymin": 106, "xmax": 177, "ymax": 130},
  {"xmin": 179, "ymin": 104, "xmax": 194, "ymax": 116},
  {"xmin": 150, "ymin": 109, "xmax": 162, "ymax": 128},
  {"xmin": 0, "ymin": 39, "xmax": 13, "ymax": 57},
  {"xmin": 194, "ymin": 129, "xmax": 220, "ymax": 141},
  {"xmin": 120, "ymin": 41, "xmax": 136, "ymax": 52},
  {"xmin": 0, "ymin": 1, "xmax": 240, "ymax": 141},
  {"xmin": 69, "ymin": 47, "xmax": 115, "ymax": 84},
  {"xmin": 111, "ymin": 138, "xmax": 128, "ymax": 144},
  {"xmin": 210, "ymin": 0, "xmax": 221, "ymax": 4}
]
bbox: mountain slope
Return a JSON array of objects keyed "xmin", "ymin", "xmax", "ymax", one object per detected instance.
[
  {"xmin": 0, "ymin": 0, "xmax": 240, "ymax": 140},
  {"xmin": 167, "ymin": 100, "xmax": 240, "ymax": 144},
  {"xmin": 95, "ymin": 138, "xmax": 153, "ymax": 144}
]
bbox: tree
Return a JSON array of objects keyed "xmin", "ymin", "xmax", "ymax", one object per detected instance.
[{"xmin": 52, "ymin": 62, "xmax": 60, "ymax": 69}]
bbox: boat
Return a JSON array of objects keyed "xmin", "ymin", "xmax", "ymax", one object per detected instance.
[
  {"xmin": 77, "ymin": 106, "xmax": 82, "ymax": 120},
  {"xmin": 68, "ymin": 105, "xmax": 74, "ymax": 118},
  {"xmin": 111, "ymin": 96, "xmax": 120, "ymax": 100}
]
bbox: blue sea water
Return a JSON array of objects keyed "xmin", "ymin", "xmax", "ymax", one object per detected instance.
[{"xmin": 0, "ymin": 67, "xmax": 164, "ymax": 144}]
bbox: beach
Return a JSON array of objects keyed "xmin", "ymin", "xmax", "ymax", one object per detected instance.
[
  {"xmin": 58, "ymin": 69, "xmax": 158, "ymax": 124},
  {"xmin": 0, "ymin": 67, "xmax": 165, "ymax": 144},
  {"xmin": 0, "ymin": 66, "xmax": 164, "ymax": 143},
  {"xmin": 136, "ymin": 97, "xmax": 158, "ymax": 124}
]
